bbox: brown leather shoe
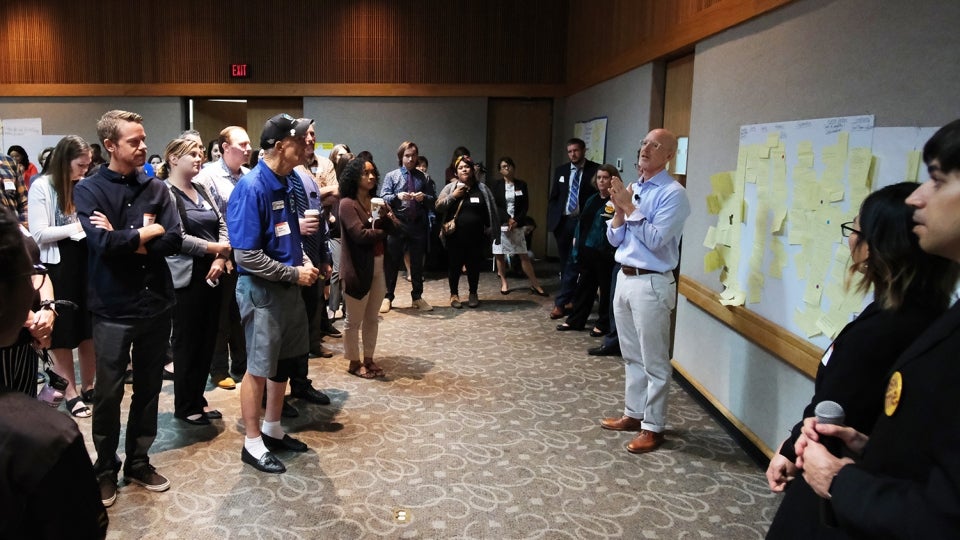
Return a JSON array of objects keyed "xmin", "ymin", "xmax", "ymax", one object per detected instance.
[
  {"xmin": 600, "ymin": 416, "xmax": 644, "ymax": 431},
  {"xmin": 626, "ymin": 429, "xmax": 665, "ymax": 454},
  {"xmin": 549, "ymin": 305, "xmax": 565, "ymax": 319}
]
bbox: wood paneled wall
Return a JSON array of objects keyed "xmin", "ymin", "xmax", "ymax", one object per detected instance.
[
  {"xmin": 0, "ymin": 0, "xmax": 793, "ymax": 97},
  {"xmin": 566, "ymin": 0, "xmax": 794, "ymax": 93},
  {"xmin": 0, "ymin": 0, "xmax": 566, "ymax": 92}
]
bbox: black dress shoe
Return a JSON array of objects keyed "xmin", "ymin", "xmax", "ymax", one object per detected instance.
[
  {"xmin": 281, "ymin": 400, "xmax": 300, "ymax": 418},
  {"xmin": 588, "ymin": 344, "xmax": 621, "ymax": 356},
  {"xmin": 321, "ymin": 325, "xmax": 342, "ymax": 338},
  {"xmin": 556, "ymin": 323, "xmax": 581, "ymax": 332},
  {"xmin": 261, "ymin": 433, "xmax": 308, "ymax": 453},
  {"xmin": 589, "ymin": 328, "xmax": 606, "ymax": 337},
  {"xmin": 241, "ymin": 448, "xmax": 286, "ymax": 474},
  {"xmin": 176, "ymin": 414, "xmax": 211, "ymax": 426},
  {"xmin": 291, "ymin": 386, "xmax": 331, "ymax": 405},
  {"xmin": 204, "ymin": 409, "xmax": 223, "ymax": 420}
]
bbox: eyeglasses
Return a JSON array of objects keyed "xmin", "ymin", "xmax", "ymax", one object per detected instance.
[
  {"xmin": 639, "ymin": 139, "xmax": 664, "ymax": 151},
  {"xmin": 840, "ymin": 222, "xmax": 860, "ymax": 238}
]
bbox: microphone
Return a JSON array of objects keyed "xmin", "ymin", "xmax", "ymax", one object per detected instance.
[
  {"xmin": 814, "ymin": 400, "xmax": 846, "ymax": 457},
  {"xmin": 814, "ymin": 400, "xmax": 845, "ymax": 528}
]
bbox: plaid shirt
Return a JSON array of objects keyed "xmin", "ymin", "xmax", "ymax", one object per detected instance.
[{"xmin": 0, "ymin": 154, "xmax": 27, "ymax": 224}]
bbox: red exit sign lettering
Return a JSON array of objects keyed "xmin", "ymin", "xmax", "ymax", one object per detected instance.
[{"xmin": 231, "ymin": 64, "xmax": 249, "ymax": 78}]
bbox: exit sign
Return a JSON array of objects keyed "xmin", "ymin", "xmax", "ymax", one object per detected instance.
[{"xmin": 231, "ymin": 64, "xmax": 249, "ymax": 78}]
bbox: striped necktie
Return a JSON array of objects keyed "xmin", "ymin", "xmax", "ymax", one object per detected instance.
[
  {"xmin": 290, "ymin": 175, "xmax": 320, "ymax": 263},
  {"xmin": 566, "ymin": 167, "xmax": 581, "ymax": 215}
]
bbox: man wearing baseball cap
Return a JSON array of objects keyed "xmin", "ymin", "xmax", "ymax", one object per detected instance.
[{"xmin": 226, "ymin": 113, "xmax": 320, "ymax": 473}]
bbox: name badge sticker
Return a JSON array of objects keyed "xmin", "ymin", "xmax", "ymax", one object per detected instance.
[
  {"xmin": 272, "ymin": 200, "xmax": 285, "ymax": 211},
  {"xmin": 515, "ymin": 190, "xmax": 523, "ymax": 196},
  {"xmin": 143, "ymin": 213, "xmax": 156, "ymax": 226},
  {"xmin": 559, "ymin": 176, "xmax": 566, "ymax": 184},
  {"xmin": 275, "ymin": 222, "xmax": 291, "ymax": 237},
  {"xmin": 3, "ymin": 180, "xmax": 14, "ymax": 191},
  {"xmin": 470, "ymin": 197, "xmax": 480, "ymax": 204}
]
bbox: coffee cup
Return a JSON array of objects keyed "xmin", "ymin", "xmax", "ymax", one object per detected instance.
[
  {"xmin": 370, "ymin": 198, "xmax": 385, "ymax": 218},
  {"xmin": 304, "ymin": 208, "xmax": 320, "ymax": 219}
]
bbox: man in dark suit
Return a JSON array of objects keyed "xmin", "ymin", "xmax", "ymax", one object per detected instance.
[
  {"xmin": 546, "ymin": 138, "xmax": 599, "ymax": 318},
  {"xmin": 798, "ymin": 118, "xmax": 960, "ymax": 538}
]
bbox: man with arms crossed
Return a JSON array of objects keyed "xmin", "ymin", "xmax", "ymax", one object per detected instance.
[
  {"xmin": 74, "ymin": 110, "xmax": 183, "ymax": 506},
  {"xmin": 600, "ymin": 129, "xmax": 690, "ymax": 454},
  {"xmin": 227, "ymin": 114, "xmax": 320, "ymax": 473},
  {"xmin": 379, "ymin": 141, "xmax": 436, "ymax": 313},
  {"xmin": 798, "ymin": 119, "xmax": 960, "ymax": 537}
]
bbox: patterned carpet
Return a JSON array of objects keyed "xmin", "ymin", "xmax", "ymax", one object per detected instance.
[{"xmin": 76, "ymin": 266, "xmax": 780, "ymax": 539}]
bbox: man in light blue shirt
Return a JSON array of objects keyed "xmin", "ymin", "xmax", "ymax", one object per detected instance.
[{"xmin": 600, "ymin": 128, "xmax": 690, "ymax": 454}]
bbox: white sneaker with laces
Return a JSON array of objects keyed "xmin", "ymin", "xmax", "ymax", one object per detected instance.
[{"xmin": 379, "ymin": 299, "xmax": 392, "ymax": 313}]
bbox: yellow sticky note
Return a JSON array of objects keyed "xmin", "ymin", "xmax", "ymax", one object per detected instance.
[
  {"xmin": 710, "ymin": 172, "xmax": 734, "ymax": 199},
  {"xmin": 906, "ymin": 150, "xmax": 921, "ymax": 182},
  {"xmin": 766, "ymin": 133, "xmax": 781, "ymax": 148},
  {"xmin": 703, "ymin": 226, "xmax": 717, "ymax": 249},
  {"xmin": 769, "ymin": 238, "xmax": 787, "ymax": 278},
  {"xmin": 803, "ymin": 281, "xmax": 824, "ymax": 306},
  {"xmin": 771, "ymin": 208, "xmax": 787, "ymax": 235},
  {"xmin": 704, "ymin": 250, "xmax": 724, "ymax": 273},
  {"xmin": 719, "ymin": 287, "xmax": 746, "ymax": 306},
  {"xmin": 795, "ymin": 308, "xmax": 823, "ymax": 338},
  {"xmin": 706, "ymin": 194, "xmax": 720, "ymax": 214}
]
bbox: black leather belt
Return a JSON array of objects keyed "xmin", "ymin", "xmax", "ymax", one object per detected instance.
[{"xmin": 621, "ymin": 266, "xmax": 658, "ymax": 276}]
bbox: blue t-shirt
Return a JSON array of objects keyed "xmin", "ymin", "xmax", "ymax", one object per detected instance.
[{"xmin": 226, "ymin": 161, "xmax": 303, "ymax": 273}]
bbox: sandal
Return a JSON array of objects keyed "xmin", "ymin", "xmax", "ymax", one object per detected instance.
[
  {"xmin": 348, "ymin": 362, "xmax": 378, "ymax": 379},
  {"xmin": 67, "ymin": 396, "xmax": 91, "ymax": 418},
  {"xmin": 81, "ymin": 388, "xmax": 95, "ymax": 403},
  {"xmin": 363, "ymin": 361, "xmax": 385, "ymax": 378}
]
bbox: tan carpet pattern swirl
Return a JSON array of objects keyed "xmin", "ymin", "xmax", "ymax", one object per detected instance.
[{"xmin": 77, "ymin": 269, "xmax": 780, "ymax": 539}]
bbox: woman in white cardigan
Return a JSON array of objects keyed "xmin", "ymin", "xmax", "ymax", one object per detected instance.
[{"xmin": 27, "ymin": 135, "xmax": 95, "ymax": 417}]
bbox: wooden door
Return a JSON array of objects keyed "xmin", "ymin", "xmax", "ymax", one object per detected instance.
[{"xmin": 486, "ymin": 98, "xmax": 553, "ymax": 257}]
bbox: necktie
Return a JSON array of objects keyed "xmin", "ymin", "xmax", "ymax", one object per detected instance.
[
  {"xmin": 402, "ymin": 169, "xmax": 417, "ymax": 218},
  {"xmin": 290, "ymin": 175, "xmax": 319, "ymax": 262},
  {"xmin": 566, "ymin": 167, "xmax": 581, "ymax": 215}
]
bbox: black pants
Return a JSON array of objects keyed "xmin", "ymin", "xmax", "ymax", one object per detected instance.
[
  {"xmin": 446, "ymin": 233, "xmax": 485, "ymax": 295},
  {"xmin": 209, "ymin": 270, "xmax": 246, "ymax": 380},
  {"xmin": 91, "ymin": 312, "xmax": 170, "ymax": 477},
  {"xmin": 566, "ymin": 248, "xmax": 615, "ymax": 331},
  {"xmin": 172, "ymin": 260, "xmax": 221, "ymax": 418},
  {"xmin": 385, "ymin": 227, "xmax": 427, "ymax": 301},
  {"xmin": 289, "ymin": 280, "xmax": 328, "ymax": 393}
]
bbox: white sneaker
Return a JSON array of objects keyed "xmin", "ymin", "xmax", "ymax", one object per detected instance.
[
  {"xmin": 413, "ymin": 298, "xmax": 433, "ymax": 311},
  {"xmin": 379, "ymin": 299, "xmax": 392, "ymax": 313}
]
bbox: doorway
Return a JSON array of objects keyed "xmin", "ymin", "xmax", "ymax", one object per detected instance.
[
  {"xmin": 486, "ymin": 98, "xmax": 553, "ymax": 257},
  {"xmin": 190, "ymin": 98, "xmax": 303, "ymax": 150}
]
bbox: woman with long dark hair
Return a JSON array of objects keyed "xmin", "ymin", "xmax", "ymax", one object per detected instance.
[
  {"xmin": 27, "ymin": 135, "xmax": 96, "ymax": 416},
  {"xmin": 159, "ymin": 138, "xmax": 231, "ymax": 425},
  {"xmin": 338, "ymin": 157, "xmax": 401, "ymax": 378},
  {"xmin": 765, "ymin": 182, "xmax": 959, "ymax": 538},
  {"xmin": 435, "ymin": 155, "xmax": 499, "ymax": 308}
]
